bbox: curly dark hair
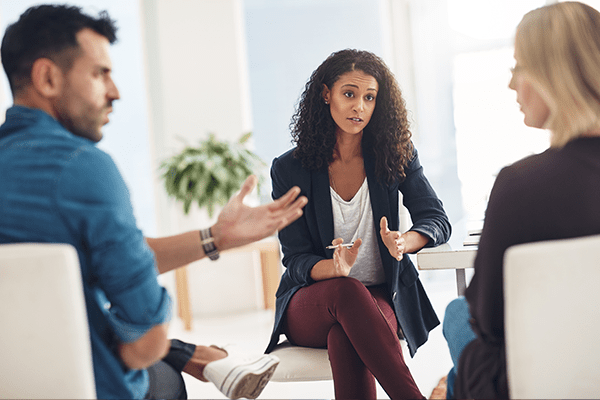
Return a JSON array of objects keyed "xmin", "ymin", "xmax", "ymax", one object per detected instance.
[
  {"xmin": 1, "ymin": 4, "xmax": 118, "ymax": 95},
  {"xmin": 291, "ymin": 49, "xmax": 413, "ymax": 184}
]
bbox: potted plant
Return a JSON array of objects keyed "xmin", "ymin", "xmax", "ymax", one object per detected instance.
[{"xmin": 161, "ymin": 132, "xmax": 266, "ymax": 217}]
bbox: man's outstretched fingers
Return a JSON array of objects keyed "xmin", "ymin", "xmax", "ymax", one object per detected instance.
[
  {"xmin": 275, "ymin": 199, "xmax": 306, "ymax": 230},
  {"xmin": 237, "ymin": 175, "xmax": 258, "ymax": 200},
  {"xmin": 270, "ymin": 186, "xmax": 302, "ymax": 210}
]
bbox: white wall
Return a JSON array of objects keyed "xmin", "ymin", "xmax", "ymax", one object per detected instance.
[
  {"xmin": 139, "ymin": 0, "xmax": 421, "ymax": 315},
  {"xmin": 140, "ymin": 0, "xmax": 263, "ymax": 316},
  {"xmin": 0, "ymin": 0, "xmax": 158, "ymax": 236}
]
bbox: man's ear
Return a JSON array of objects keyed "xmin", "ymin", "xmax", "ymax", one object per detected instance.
[
  {"xmin": 30, "ymin": 58, "xmax": 63, "ymax": 98},
  {"xmin": 322, "ymin": 83, "xmax": 331, "ymax": 104}
]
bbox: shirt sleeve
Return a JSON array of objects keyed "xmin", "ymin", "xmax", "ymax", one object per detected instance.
[{"xmin": 55, "ymin": 146, "xmax": 171, "ymax": 343}]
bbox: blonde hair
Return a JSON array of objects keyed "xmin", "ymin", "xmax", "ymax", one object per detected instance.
[{"xmin": 516, "ymin": 1, "xmax": 600, "ymax": 147}]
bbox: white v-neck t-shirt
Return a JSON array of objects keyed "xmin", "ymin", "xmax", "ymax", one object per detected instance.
[{"xmin": 330, "ymin": 177, "xmax": 385, "ymax": 286}]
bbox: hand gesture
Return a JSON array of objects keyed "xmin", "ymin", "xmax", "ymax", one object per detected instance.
[
  {"xmin": 331, "ymin": 238, "xmax": 362, "ymax": 277},
  {"xmin": 212, "ymin": 175, "xmax": 308, "ymax": 251},
  {"xmin": 380, "ymin": 216, "xmax": 405, "ymax": 261}
]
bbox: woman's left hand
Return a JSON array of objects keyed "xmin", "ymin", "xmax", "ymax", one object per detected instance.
[{"xmin": 380, "ymin": 216, "xmax": 406, "ymax": 261}]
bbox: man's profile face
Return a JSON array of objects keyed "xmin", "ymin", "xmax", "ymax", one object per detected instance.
[{"xmin": 53, "ymin": 28, "xmax": 120, "ymax": 142}]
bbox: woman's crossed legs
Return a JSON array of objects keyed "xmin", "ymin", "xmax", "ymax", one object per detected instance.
[{"xmin": 284, "ymin": 277, "xmax": 424, "ymax": 399}]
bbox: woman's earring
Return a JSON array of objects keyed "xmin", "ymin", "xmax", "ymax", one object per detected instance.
[{"xmin": 324, "ymin": 100, "xmax": 329, "ymax": 105}]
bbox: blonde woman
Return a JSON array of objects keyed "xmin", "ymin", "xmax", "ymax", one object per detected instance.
[{"xmin": 443, "ymin": 2, "xmax": 600, "ymax": 398}]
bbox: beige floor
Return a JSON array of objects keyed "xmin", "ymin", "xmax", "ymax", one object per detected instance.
[{"xmin": 168, "ymin": 269, "xmax": 460, "ymax": 399}]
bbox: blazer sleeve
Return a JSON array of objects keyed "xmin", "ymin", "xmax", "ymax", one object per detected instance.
[
  {"xmin": 271, "ymin": 155, "xmax": 323, "ymax": 288},
  {"xmin": 400, "ymin": 148, "xmax": 452, "ymax": 247}
]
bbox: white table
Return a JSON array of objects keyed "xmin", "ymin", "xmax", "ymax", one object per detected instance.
[{"xmin": 416, "ymin": 243, "xmax": 477, "ymax": 296}]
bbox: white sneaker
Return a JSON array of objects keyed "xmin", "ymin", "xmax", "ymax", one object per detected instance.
[{"xmin": 203, "ymin": 353, "xmax": 280, "ymax": 399}]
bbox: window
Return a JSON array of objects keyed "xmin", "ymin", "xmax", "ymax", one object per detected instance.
[{"xmin": 449, "ymin": 0, "xmax": 549, "ymax": 219}]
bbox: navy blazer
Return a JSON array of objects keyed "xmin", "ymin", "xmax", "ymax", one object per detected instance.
[{"xmin": 265, "ymin": 146, "xmax": 451, "ymax": 357}]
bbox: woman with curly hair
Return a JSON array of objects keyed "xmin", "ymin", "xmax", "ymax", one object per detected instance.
[{"xmin": 265, "ymin": 49, "xmax": 451, "ymax": 399}]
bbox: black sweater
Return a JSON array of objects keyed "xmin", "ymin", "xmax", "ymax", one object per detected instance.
[{"xmin": 457, "ymin": 137, "xmax": 600, "ymax": 398}]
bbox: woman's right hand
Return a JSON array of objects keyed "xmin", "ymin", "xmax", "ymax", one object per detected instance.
[
  {"xmin": 331, "ymin": 238, "xmax": 362, "ymax": 277},
  {"xmin": 309, "ymin": 238, "xmax": 362, "ymax": 280}
]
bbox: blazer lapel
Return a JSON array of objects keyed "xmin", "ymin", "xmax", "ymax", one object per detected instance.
[
  {"xmin": 364, "ymin": 153, "xmax": 392, "ymax": 231},
  {"xmin": 312, "ymin": 166, "xmax": 335, "ymax": 252},
  {"xmin": 311, "ymin": 154, "xmax": 395, "ymax": 259},
  {"xmin": 364, "ymin": 152, "xmax": 399, "ymax": 283}
]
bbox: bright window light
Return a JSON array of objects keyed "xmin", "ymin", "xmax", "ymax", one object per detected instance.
[
  {"xmin": 453, "ymin": 48, "xmax": 549, "ymax": 215},
  {"xmin": 448, "ymin": 0, "xmax": 546, "ymax": 40}
]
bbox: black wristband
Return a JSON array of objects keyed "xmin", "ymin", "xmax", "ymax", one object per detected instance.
[{"xmin": 200, "ymin": 228, "xmax": 220, "ymax": 261}]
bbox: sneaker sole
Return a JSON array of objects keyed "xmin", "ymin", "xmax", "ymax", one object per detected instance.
[{"xmin": 221, "ymin": 355, "xmax": 280, "ymax": 399}]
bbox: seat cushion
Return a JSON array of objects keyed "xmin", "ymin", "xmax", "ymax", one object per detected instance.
[{"xmin": 270, "ymin": 341, "xmax": 332, "ymax": 382}]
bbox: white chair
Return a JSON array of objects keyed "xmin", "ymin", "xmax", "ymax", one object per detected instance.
[
  {"xmin": 270, "ymin": 338, "xmax": 409, "ymax": 382},
  {"xmin": 504, "ymin": 234, "xmax": 600, "ymax": 399},
  {"xmin": 0, "ymin": 243, "xmax": 96, "ymax": 399},
  {"xmin": 270, "ymin": 340, "xmax": 333, "ymax": 382}
]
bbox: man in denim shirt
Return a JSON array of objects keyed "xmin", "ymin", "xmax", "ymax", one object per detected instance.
[{"xmin": 0, "ymin": 5, "xmax": 307, "ymax": 399}]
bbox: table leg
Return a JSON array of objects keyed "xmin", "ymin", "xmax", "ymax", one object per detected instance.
[{"xmin": 456, "ymin": 268, "xmax": 467, "ymax": 297}]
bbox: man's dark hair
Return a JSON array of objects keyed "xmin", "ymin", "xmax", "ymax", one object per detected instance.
[{"xmin": 1, "ymin": 4, "xmax": 118, "ymax": 95}]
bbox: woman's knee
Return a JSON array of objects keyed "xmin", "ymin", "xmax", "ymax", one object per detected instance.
[
  {"xmin": 442, "ymin": 297, "xmax": 476, "ymax": 366},
  {"xmin": 331, "ymin": 277, "xmax": 370, "ymax": 301},
  {"xmin": 443, "ymin": 297, "xmax": 470, "ymax": 338},
  {"xmin": 444, "ymin": 297, "xmax": 469, "ymax": 321}
]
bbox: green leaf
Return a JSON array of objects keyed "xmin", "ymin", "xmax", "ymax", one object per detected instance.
[
  {"xmin": 238, "ymin": 131, "xmax": 252, "ymax": 144},
  {"xmin": 212, "ymin": 165, "xmax": 228, "ymax": 182},
  {"xmin": 206, "ymin": 201, "xmax": 215, "ymax": 218},
  {"xmin": 160, "ymin": 131, "xmax": 266, "ymax": 216}
]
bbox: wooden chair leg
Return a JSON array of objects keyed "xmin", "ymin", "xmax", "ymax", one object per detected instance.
[
  {"xmin": 260, "ymin": 242, "xmax": 281, "ymax": 310},
  {"xmin": 175, "ymin": 266, "xmax": 193, "ymax": 331}
]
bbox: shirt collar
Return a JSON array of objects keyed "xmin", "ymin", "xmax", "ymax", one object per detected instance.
[{"xmin": 0, "ymin": 105, "xmax": 91, "ymax": 144}]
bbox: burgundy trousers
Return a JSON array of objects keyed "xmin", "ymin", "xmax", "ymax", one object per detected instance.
[{"xmin": 284, "ymin": 277, "xmax": 425, "ymax": 399}]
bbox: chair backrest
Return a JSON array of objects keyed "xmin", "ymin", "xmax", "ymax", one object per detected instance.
[
  {"xmin": 0, "ymin": 243, "xmax": 96, "ymax": 399},
  {"xmin": 504, "ymin": 234, "xmax": 600, "ymax": 399}
]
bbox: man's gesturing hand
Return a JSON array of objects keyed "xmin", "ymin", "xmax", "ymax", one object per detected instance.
[{"xmin": 211, "ymin": 175, "xmax": 308, "ymax": 251}]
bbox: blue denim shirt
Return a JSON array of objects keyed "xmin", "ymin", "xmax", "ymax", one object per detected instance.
[{"xmin": 0, "ymin": 106, "xmax": 171, "ymax": 399}]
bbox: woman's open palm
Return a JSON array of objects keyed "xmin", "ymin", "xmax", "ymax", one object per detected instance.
[
  {"xmin": 380, "ymin": 216, "xmax": 406, "ymax": 261},
  {"xmin": 331, "ymin": 238, "xmax": 362, "ymax": 277}
]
